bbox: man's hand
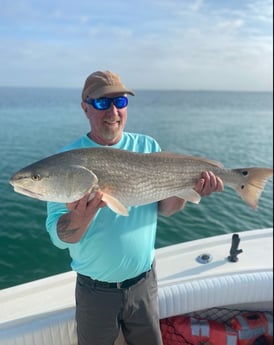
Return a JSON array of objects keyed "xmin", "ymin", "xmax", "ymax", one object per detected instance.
[
  {"xmin": 66, "ymin": 191, "xmax": 106, "ymax": 216},
  {"xmin": 159, "ymin": 171, "xmax": 224, "ymax": 217},
  {"xmin": 195, "ymin": 171, "xmax": 224, "ymax": 196},
  {"xmin": 57, "ymin": 191, "xmax": 106, "ymax": 243}
]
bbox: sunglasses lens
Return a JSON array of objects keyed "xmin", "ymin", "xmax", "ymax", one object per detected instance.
[
  {"xmin": 92, "ymin": 98, "xmax": 111, "ymax": 110},
  {"xmin": 113, "ymin": 97, "xmax": 128, "ymax": 109}
]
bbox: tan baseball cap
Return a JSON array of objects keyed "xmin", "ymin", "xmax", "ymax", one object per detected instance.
[{"xmin": 82, "ymin": 70, "xmax": 135, "ymax": 100}]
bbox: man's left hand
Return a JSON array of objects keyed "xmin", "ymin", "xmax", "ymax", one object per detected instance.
[{"xmin": 195, "ymin": 171, "xmax": 224, "ymax": 197}]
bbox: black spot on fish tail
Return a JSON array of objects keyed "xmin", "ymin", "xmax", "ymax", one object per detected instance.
[{"xmin": 241, "ymin": 171, "xmax": 249, "ymax": 189}]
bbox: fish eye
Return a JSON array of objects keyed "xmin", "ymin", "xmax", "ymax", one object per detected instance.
[{"xmin": 32, "ymin": 174, "xmax": 41, "ymax": 181}]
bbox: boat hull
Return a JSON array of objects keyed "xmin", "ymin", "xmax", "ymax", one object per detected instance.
[{"xmin": 0, "ymin": 228, "xmax": 272, "ymax": 345}]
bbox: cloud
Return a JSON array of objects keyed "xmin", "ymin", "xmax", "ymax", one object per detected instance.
[
  {"xmin": 0, "ymin": 0, "xmax": 272, "ymax": 90},
  {"xmin": 247, "ymin": 0, "xmax": 273, "ymax": 23}
]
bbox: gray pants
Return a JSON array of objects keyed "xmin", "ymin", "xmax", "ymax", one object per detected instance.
[{"xmin": 75, "ymin": 263, "xmax": 163, "ymax": 345}]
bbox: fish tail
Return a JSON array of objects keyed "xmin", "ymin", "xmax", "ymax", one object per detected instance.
[{"xmin": 233, "ymin": 168, "xmax": 273, "ymax": 209}]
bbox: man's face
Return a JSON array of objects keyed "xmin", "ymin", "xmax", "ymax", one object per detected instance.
[{"xmin": 82, "ymin": 93, "xmax": 128, "ymax": 146}]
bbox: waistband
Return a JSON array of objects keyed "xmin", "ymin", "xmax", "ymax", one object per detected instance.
[{"xmin": 77, "ymin": 267, "xmax": 151, "ymax": 289}]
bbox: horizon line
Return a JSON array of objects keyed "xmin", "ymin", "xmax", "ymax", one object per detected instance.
[{"xmin": 0, "ymin": 86, "xmax": 272, "ymax": 93}]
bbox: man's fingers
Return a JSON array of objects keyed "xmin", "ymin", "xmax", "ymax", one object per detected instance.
[
  {"xmin": 194, "ymin": 178, "xmax": 205, "ymax": 194},
  {"xmin": 216, "ymin": 176, "xmax": 224, "ymax": 192},
  {"xmin": 87, "ymin": 191, "xmax": 101, "ymax": 206},
  {"xmin": 66, "ymin": 192, "xmax": 92, "ymax": 211},
  {"xmin": 196, "ymin": 171, "xmax": 224, "ymax": 196}
]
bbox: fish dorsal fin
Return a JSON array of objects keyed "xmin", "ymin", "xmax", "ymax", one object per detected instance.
[
  {"xmin": 183, "ymin": 155, "xmax": 223, "ymax": 168},
  {"xmin": 151, "ymin": 152, "xmax": 223, "ymax": 169},
  {"xmin": 101, "ymin": 192, "xmax": 129, "ymax": 216}
]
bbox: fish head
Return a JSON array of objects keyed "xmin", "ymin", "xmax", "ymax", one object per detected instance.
[{"xmin": 9, "ymin": 155, "xmax": 99, "ymax": 203}]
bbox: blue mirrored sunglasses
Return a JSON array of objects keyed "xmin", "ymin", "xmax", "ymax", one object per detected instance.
[{"xmin": 85, "ymin": 96, "xmax": 128, "ymax": 110}]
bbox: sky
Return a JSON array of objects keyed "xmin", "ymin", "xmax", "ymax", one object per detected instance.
[{"xmin": 0, "ymin": 0, "xmax": 273, "ymax": 91}]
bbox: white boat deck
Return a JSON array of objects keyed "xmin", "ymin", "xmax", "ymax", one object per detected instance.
[
  {"xmin": 0, "ymin": 228, "xmax": 272, "ymax": 345},
  {"xmin": 157, "ymin": 228, "xmax": 273, "ymax": 317}
]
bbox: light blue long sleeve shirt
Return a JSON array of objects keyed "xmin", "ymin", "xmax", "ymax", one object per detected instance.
[{"xmin": 46, "ymin": 132, "xmax": 161, "ymax": 282}]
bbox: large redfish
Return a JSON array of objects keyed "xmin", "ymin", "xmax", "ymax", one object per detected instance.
[{"xmin": 9, "ymin": 147, "xmax": 273, "ymax": 216}]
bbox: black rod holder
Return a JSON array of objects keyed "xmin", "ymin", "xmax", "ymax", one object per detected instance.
[{"xmin": 227, "ymin": 233, "xmax": 243, "ymax": 262}]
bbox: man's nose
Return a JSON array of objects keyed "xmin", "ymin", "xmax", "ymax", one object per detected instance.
[{"xmin": 107, "ymin": 102, "xmax": 119, "ymax": 113}]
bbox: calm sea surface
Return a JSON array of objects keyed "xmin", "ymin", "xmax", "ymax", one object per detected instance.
[{"xmin": 0, "ymin": 88, "xmax": 273, "ymax": 289}]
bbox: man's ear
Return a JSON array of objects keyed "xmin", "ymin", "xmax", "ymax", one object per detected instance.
[{"xmin": 81, "ymin": 102, "xmax": 88, "ymax": 113}]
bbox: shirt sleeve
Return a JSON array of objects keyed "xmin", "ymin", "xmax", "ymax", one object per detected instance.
[
  {"xmin": 142, "ymin": 134, "xmax": 161, "ymax": 153},
  {"xmin": 151, "ymin": 138, "xmax": 161, "ymax": 153},
  {"xmin": 46, "ymin": 201, "xmax": 70, "ymax": 249}
]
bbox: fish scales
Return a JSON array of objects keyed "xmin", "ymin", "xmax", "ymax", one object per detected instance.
[{"xmin": 77, "ymin": 149, "xmax": 212, "ymax": 205}]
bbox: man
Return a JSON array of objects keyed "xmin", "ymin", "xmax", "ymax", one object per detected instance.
[{"xmin": 46, "ymin": 70, "xmax": 223, "ymax": 345}]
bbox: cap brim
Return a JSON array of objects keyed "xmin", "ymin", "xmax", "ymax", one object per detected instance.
[{"xmin": 85, "ymin": 86, "xmax": 135, "ymax": 99}]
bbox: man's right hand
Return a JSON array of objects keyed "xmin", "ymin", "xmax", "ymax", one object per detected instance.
[{"xmin": 57, "ymin": 191, "xmax": 106, "ymax": 243}]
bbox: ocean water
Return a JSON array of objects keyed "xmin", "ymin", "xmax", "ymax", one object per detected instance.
[{"xmin": 0, "ymin": 88, "xmax": 273, "ymax": 289}]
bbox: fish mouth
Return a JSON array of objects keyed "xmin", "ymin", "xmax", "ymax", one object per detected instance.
[{"xmin": 13, "ymin": 185, "xmax": 44, "ymax": 200}]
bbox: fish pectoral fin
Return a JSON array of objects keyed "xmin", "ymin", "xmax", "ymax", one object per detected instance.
[
  {"xmin": 175, "ymin": 189, "xmax": 201, "ymax": 204},
  {"xmin": 101, "ymin": 193, "xmax": 129, "ymax": 216}
]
